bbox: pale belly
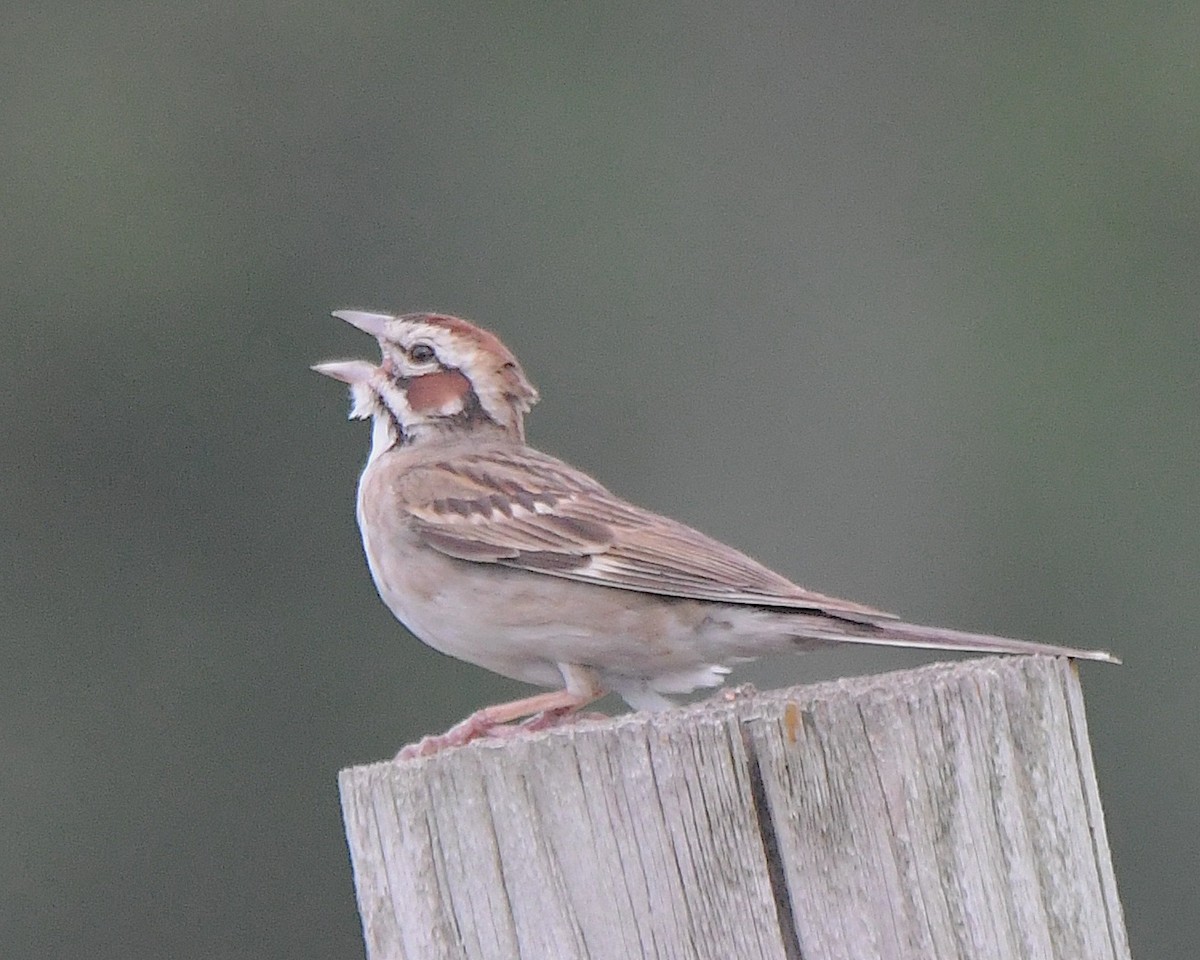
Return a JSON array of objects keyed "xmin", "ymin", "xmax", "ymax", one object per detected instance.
[{"xmin": 359, "ymin": 517, "xmax": 770, "ymax": 696}]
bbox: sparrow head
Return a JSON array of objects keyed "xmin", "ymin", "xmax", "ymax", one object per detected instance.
[{"xmin": 315, "ymin": 310, "xmax": 539, "ymax": 446}]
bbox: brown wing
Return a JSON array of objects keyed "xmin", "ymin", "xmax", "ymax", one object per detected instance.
[{"xmin": 397, "ymin": 446, "xmax": 897, "ymax": 619}]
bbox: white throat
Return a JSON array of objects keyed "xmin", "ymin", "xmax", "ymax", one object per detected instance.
[{"xmin": 366, "ymin": 413, "xmax": 399, "ymax": 465}]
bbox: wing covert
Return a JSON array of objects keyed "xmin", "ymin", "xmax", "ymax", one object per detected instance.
[{"xmin": 396, "ymin": 447, "xmax": 896, "ymax": 619}]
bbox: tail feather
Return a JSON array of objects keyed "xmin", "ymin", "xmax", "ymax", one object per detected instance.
[{"xmin": 806, "ymin": 619, "xmax": 1121, "ymax": 664}]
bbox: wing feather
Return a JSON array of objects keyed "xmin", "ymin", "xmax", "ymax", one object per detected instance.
[{"xmin": 396, "ymin": 447, "xmax": 896, "ymax": 619}]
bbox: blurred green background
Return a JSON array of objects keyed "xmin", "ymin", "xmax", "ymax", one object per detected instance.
[{"xmin": 3, "ymin": 2, "xmax": 1196, "ymax": 957}]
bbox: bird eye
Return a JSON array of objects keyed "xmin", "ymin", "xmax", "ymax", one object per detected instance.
[{"xmin": 409, "ymin": 343, "xmax": 436, "ymax": 364}]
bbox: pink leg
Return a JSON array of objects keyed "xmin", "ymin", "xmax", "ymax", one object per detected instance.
[
  {"xmin": 518, "ymin": 707, "xmax": 609, "ymax": 733},
  {"xmin": 396, "ymin": 687, "xmax": 603, "ymax": 760}
]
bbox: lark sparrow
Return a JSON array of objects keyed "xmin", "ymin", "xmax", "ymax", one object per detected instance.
[{"xmin": 314, "ymin": 310, "xmax": 1117, "ymax": 758}]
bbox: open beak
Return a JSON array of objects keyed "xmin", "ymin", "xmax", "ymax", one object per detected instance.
[
  {"xmin": 310, "ymin": 359, "xmax": 380, "ymax": 384},
  {"xmin": 331, "ymin": 309, "xmax": 393, "ymax": 338}
]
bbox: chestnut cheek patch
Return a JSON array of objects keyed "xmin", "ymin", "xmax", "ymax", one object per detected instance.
[{"xmin": 406, "ymin": 369, "xmax": 472, "ymax": 416}]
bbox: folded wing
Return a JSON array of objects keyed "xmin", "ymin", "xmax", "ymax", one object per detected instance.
[{"xmin": 396, "ymin": 447, "xmax": 897, "ymax": 620}]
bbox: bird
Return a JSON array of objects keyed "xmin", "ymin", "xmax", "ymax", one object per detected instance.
[{"xmin": 313, "ymin": 309, "xmax": 1118, "ymax": 759}]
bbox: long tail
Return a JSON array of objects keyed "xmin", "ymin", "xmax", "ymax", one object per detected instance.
[{"xmin": 806, "ymin": 618, "xmax": 1120, "ymax": 664}]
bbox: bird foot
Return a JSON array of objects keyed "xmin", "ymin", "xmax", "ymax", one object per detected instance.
[
  {"xmin": 395, "ymin": 687, "xmax": 606, "ymax": 760},
  {"xmin": 394, "ymin": 704, "xmax": 607, "ymax": 761},
  {"xmin": 709, "ymin": 682, "xmax": 759, "ymax": 704},
  {"xmin": 395, "ymin": 710, "xmax": 504, "ymax": 760},
  {"xmin": 518, "ymin": 707, "xmax": 608, "ymax": 733}
]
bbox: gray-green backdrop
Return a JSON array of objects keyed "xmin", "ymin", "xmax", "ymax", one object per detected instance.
[{"xmin": 3, "ymin": 3, "xmax": 1196, "ymax": 957}]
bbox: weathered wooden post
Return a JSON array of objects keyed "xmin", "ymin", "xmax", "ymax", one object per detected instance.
[{"xmin": 338, "ymin": 656, "xmax": 1129, "ymax": 960}]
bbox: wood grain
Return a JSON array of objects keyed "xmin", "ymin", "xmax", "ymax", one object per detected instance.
[{"xmin": 339, "ymin": 657, "xmax": 1128, "ymax": 960}]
